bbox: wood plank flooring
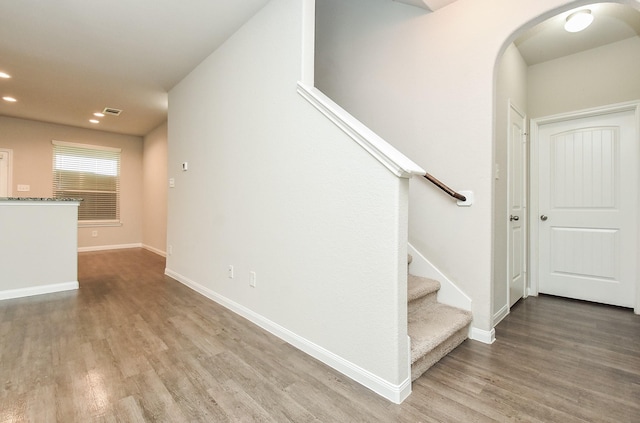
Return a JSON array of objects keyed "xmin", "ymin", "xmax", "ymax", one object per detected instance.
[{"xmin": 1, "ymin": 248, "xmax": 638, "ymax": 422}]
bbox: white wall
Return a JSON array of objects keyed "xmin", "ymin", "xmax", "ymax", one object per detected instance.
[
  {"xmin": 528, "ymin": 36, "xmax": 640, "ymax": 119},
  {"xmin": 0, "ymin": 201, "xmax": 78, "ymax": 299},
  {"xmin": 142, "ymin": 122, "xmax": 168, "ymax": 256},
  {"xmin": 0, "ymin": 116, "xmax": 143, "ymax": 249},
  {"xmin": 315, "ymin": 0, "xmax": 640, "ymax": 333},
  {"xmin": 493, "ymin": 44, "xmax": 528, "ymax": 323},
  {"xmin": 167, "ymin": 0, "xmax": 411, "ymax": 402}
]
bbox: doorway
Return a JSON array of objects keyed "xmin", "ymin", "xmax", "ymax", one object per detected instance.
[
  {"xmin": 507, "ymin": 103, "xmax": 527, "ymax": 308},
  {"xmin": 530, "ymin": 102, "xmax": 639, "ymax": 309},
  {"xmin": 0, "ymin": 149, "xmax": 11, "ymax": 197}
]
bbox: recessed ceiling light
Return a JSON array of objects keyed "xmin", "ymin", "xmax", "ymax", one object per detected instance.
[
  {"xmin": 2, "ymin": 96, "xmax": 17, "ymax": 102},
  {"xmin": 93, "ymin": 112, "xmax": 105, "ymax": 117},
  {"xmin": 89, "ymin": 119, "xmax": 100, "ymax": 124},
  {"xmin": 565, "ymin": 10, "xmax": 593, "ymax": 33},
  {"xmin": 0, "ymin": 72, "xmax": 10, "ymax": 79}
]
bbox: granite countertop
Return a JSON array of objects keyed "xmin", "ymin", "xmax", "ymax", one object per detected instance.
[{"xmin": 0, "ymin": 197, "xmax": 83, "ymax": 202}]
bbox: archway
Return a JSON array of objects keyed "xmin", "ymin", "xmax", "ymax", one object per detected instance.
[{"xmin": 492, "ymin": 1, "xmax": 640, "ymax": 326}]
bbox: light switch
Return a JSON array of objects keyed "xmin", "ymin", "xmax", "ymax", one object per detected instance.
[{"xmin": 182, "ymin": 162, "xmax": 188, "ymax": 171}]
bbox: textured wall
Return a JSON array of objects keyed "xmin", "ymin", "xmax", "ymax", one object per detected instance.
[
  {"xmin": 528, "ymin": 36, "xmax": 640, "ymax": 119},
  {"xmin": 166, "ymin": 0, "xmax": 410, "ymax": 401},
  {"xmin": 142, "ymin": 122, "xmax": 168, "ymax": 255}
]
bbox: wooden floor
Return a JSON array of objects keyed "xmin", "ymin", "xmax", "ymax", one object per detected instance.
[{"xmin": 1, "ymin": 249, "xmax": 639, "ymax": 422}]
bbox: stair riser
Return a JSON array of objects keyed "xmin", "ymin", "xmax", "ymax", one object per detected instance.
[
  {"xmin": 411, "ymin": 325, "xmax": 469, "ymax": 381},
  {"xmin": 408, "ymin": 292, "xmax": 437, "ymax": 314}
]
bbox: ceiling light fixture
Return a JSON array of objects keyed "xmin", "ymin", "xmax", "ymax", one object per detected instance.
[
  {"xmin": 89, "ymin": 119, "xmax": 100, "ymax": 124},
  {"xmin": 0, "ymin": 72, "xmax": 10, "ymax": 79},
  {"xmin": 564, "ymin": 9, "xmax": 594, "ymax": 33},
  {"xmin": 93, "ymin": 112, "xmax": 105, "ymax": 117},
  {"xmin": 2, "ymin": 96, "xmax": 17, "ymax": 102}
]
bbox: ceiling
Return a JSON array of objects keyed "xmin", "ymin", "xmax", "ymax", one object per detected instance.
[
  {"xmin": 0, "ymin": 0, "xmax": 270, "ymax": 136},
  {"xmin": 0, "ymin": 1, "xmax": 639, "ymax": 137},
  {"xmin": 394, "ymin": 0, "xmax": 458, "ymax": 12},
  {"xmin": 516, "ymin": 3, "xmax": 640, "ymax": 65}
]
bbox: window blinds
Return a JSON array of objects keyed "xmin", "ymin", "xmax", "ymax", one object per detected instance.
[{"xmin": 52, "ymin": 141, "xmax": 121, "ymax": 222}]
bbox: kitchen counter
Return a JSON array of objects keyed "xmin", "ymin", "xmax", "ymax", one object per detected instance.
[
  {"xmin": 0, "ymin": 197, "xmax": 82, "ymax": 201},
  {"xmin": 0, "ymin": 198, "xmax": 81, "ymax": 300}
]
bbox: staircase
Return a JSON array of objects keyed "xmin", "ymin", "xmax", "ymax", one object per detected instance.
[{"xmin": 408, "ymin": 255, "xmax": 472, "ymax": 381}]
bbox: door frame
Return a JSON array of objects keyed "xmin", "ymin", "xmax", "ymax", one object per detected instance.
[
  {"xmin": 529, "ymin": 100, "xmax": 640, "ymax": 314},
  {"xmin": 507, "ymin": 101, "xmax": 527, "ymax": 309},
  {"xmin": 0, "ymin": 148, "xmax": 13, "ymax": 197}
]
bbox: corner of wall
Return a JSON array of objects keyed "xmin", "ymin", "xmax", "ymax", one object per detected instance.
[
  {"xmin": 407, "ymin": 243, "xmax": 472, "ymax": 311},
  {"xmin": 468, "ymin": 326, "xmax": 496, "ymax": 344}
]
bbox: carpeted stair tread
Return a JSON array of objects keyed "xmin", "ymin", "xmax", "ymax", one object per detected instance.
[
  {"xmin": 408, "ymin": 302, "xmax": 472, "ymax": 364},
  {"xmin": 407, "ymin": 253, "xmax": 472, "ymax": 381},
  {"xmin": 408, "ymin": 274, "xmax": 440, "ymax": 303}
]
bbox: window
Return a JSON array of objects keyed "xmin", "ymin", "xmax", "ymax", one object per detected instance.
[{"xmin": 52, "ymin": 140, "xmax": 121, "ymax": 224}]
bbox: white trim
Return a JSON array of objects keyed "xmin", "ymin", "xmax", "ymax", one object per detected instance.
[
  {"xmin": 296, "ymin": 82, "xmax": 425, "ymax": 179},
  {"xmin": 143, "ymin": 244, "xmax": 167, "ymax": 257},
  {"xmin": 165, "ymin": 268, "xmax": 412, "ymax": 404},
  {"xmin": 530, "ymin": 101, "xmax": 640, "ymax": 311},
  {"xmin": 300, "ymin": 0, "xmax": 315, "ymax": 86},
  {"xmin": 469, "ymin": 326, "xmax": 495, "ymax": 344},
  {"xmin": 0, "ymin": 281, "xmax": 78, "ymax": 301},
  {"xmin": 78, "ymin": 220, "xmax": 122, "ymax": 228},
  {"xmin": 78, "ymin": 243, "xmax": 142, "ymax": 253},
  {"xmin": 407, "ymin": 243, "xmax": 471, "ymax": 311},
  {"xmin": 492, "ymin": 304, "xmax": 509, "ymax": 327},
  {"xmin": 52, "ymin": 139, "xmax": 121, "ymax": 153}
]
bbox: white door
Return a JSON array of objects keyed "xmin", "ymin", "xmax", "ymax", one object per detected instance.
[
  {"xmin": 0, "ymin": 151, "xmax": 8, "ymax": 197},
  {"xmin": 508, "ymin": 104, "xmax": 527, "ymax": 307},
  {"xmin": 537, "ymin": 109, "xmax": 638, "ymax": 308}
]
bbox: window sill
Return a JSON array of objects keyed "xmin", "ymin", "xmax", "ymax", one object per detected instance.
[{"xmin": 78, "ymin": 221, "xmax": 122, "ymax": 228}]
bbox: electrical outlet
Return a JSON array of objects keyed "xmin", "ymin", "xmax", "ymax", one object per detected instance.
[
  {"xmin": 169, "ymin": 178, "xmax": 175, "ymax": 188},
  {"xmin": 91, "ymin": 230, "xmax": 98, "ymax": 237},
  {"xmin": 249, "ymin": 271, "xmax": 256, "ymax": 288},
  {"xmin": 228, "ymin": 265, "xmax": 234, "ymax": 279},
  {"xmin": 17, "ymin": 184, "xmax": 30, "ymax": 192},
  {"xmin": 168, "ymin": 245, "xmax": 173, "ymax": 255}
]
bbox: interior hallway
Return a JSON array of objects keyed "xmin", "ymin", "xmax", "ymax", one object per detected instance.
[{"xmin": 0, "ymin": 248, "xmax": 638, "ymax": 422}]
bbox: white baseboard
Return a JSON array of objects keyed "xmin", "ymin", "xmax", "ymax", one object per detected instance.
[
  {"xmin": 492, "ymin": 304, "xmax": 509, "ymax": 327},
  {"xmin": 78, "ymin": 243, "xmax": 142, "ymax": 253},
  {"xmin": 164, "ymin": 268, "xmax": 412, "ymax": 404},
  {"xmin": 142, "ymin": 244, "xmax": 167, "ymax": 257},
  {"xmin": 469, "ymin": 326, "xmax": 495, "ymax": 344},
  {"xmin": 0, "ymin": 281, "xmax": 79, "ymax": 301},
  {"xmin": 407, "ymin": 243, "xmax": 472, "ymax": 311}
]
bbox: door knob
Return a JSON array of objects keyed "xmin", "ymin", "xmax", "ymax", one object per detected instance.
[
  {"xmin": 540, "ymin": 215, "xmax": 548, "ymax": 221},
  {"xmin": 510, "ymin": 215, "xmax": 519, "ymax": 221}
]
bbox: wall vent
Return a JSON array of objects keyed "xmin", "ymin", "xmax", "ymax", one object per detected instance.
[{"xmin": 102, "ymin": 107, "xmax": 122, "ymax": 116}]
